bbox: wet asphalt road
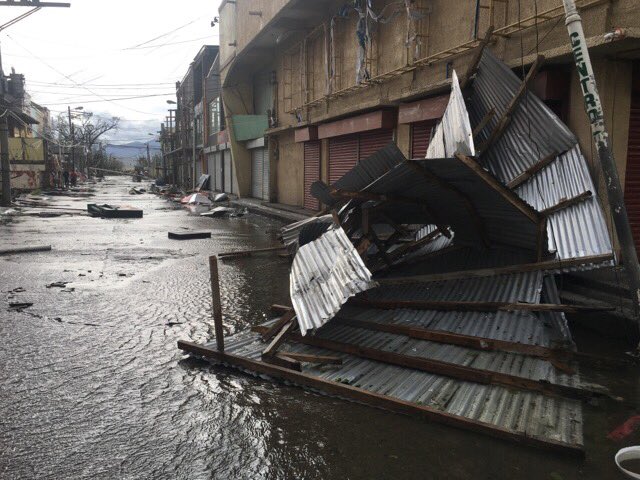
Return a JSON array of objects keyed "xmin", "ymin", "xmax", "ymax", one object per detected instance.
[{"xmin": 0, "ymin": 177, "xmax": 637, "ymax": 480}]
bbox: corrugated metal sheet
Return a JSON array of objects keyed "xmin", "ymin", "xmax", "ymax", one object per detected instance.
[
  {"xmin": 215, "ymin": 151, "xmax": 223, "ymax": 191},
  {"xmin": 304, "ymin": 141, "xmax": 320, "ymax": 211},
  {"xmin": 516, "ymin": 145, "xmax": 613, "ymax": 260},
  {"xmin": 465, "ymin": 49, "xmax": 612, "ymax": 270},
  {"xmin": 469, "ymin": 49, "xmax": 577, "ymax": 184},
  {"xmin": 211, "ymin": 269, "xmax": 584, "ymax": 449},
  {"xmin": 425, "ymin": 71, "xmax": 475, "ymax": 159},
  {"xmin": 329, "ymin": 134, "xmax": 358, "ymax": 184},
  {"xmin": 281, "ymin": 215, "xmax": 332, "ymax": 251},
  {"xmin": 358, "ymin": 129, "xmax": 394, "ymax": 161},
  {"xmin": 290, "ymin": 225, "xmax": 376, "ymax": 335},
  {"xmin": 361, "ymin": 156, "xmax": 541, "ymax": 252}
]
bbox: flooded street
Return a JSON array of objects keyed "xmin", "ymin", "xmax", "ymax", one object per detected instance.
[{"xmin": 0, "ymin": 177, "xmax": 637, "ymax": 479}]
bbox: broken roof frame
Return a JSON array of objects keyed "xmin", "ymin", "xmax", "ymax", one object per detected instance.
[{"xmin": 179, "ymin": 37, "xmax": 624, "ymax": 456}]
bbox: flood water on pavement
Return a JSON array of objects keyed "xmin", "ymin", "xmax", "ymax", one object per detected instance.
[{"xmin": 1, "ymin": 177, "xmax": 638, "ymax": 480}]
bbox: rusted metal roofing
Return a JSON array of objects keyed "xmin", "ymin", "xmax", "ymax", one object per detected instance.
[
  {"xmin": 466, "ymin": 49, "xmax": 613, "ymax": 269},
  {"xmin": 469, "ymin": 48, "xmax": 577, "ymax": 184},
  {"xmin": 290, "ymin": 224, "xmax": 376, "ymax": 335}
]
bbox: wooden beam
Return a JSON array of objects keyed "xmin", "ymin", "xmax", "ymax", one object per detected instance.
[
  {"xmin": 540, "ymin": 191, "xmax": 592, "ymax": 217},
  {"xmin": 536, "ymin": 216, "xmax": 548, "ymax": 262},
  {"xmin": 507, "ymin": 153, "xmax": 558, "ymax": 189},
  {"xmin": 263, "ymin": 353, "xmax": 302, "ymax": 371},
  {"xmin": 177, "ymin": 340, "xmax": 584, "ymax": 456},
  {"xmin": 281, "ymin": 352, "xmax": 343, "ymax": 365},
  {"xmin": 261, "ymin": 309, "xmax": 296, "ymax": 342},
  {"xmin": 262, "ymin": 320, "xmax": 295, "ymax": 358},
  {"xmin": 209, "ymin": 256, "xmax": 225, "ymax": 352},
  {"xmin": 478, "ymin": 55, "xmax": 545, "ymax": 153},
  {"xmin": 460, "ymin": 26, "xmax": 495, "ymax": 89},
  {"xmin": 378, "ymin": 253, "xmax": 615, "ymax": 285},
  {"xmin": 349, "ymin": 298, "xmax": 614, "ymax": 313},
  {"xmin": 270, "ymin": 304, "xmax": 292, "ymax": 315},
  {"xmin": 248, "ymin": 329, "xmax": 613, "ymax": 403},
  {"xmin": 218, "ymin": 245, "xmax": 287, "ymax": 259},
  {"xmin": 472, "ymin": 107, "xmax": 496, "ymax": 138},
  {"xmin": 336, "ymin": 317, "xmax": 574, "ymax": 373},
  {"xmin": 455, "ymin": 153, "xmax": 541, "ymax": 223}
]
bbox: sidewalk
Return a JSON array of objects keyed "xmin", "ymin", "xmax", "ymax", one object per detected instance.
[{"xmin": 230, "ymin": 197, "xmax": 313, "ymax": 223}]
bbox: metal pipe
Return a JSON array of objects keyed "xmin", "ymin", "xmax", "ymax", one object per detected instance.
[{"xmin": 562, "ymin": 0, "xmax": 640, "ymax": 318}]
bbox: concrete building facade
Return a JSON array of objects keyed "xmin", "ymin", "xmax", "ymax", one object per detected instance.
[{"xmin": 218, "ymin": 0, "xmax": 640, "ymax": 248}]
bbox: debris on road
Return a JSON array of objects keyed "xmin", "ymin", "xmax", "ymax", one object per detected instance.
[
  {"xmin": 180, "ymin": 193, "xmax": 211, "ymax": 205},
  {"xmin": 87, "ymin": 204, "xmax": 143, "ymax": 218},
  {"xmin": 179, "ymin": 46, "xmax": 629, "ymax": 456},
  {"xmin": 168, "ymin": 231, "xmax": 212, "ymax": 240},
  {"xmin": 0, "ymin": 245, "xmax": 52, "ymax": 255},
  {"xmin": 8, "ymin": 302, "xmax": 33, "ymax": 310},
  {"xmin": 46, "ymin": 281, "xmax": 69, "ymax": 288}
]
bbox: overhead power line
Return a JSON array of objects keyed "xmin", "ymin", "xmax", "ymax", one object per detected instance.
[
  {"xmin": 123, "ymin": 16, "xmax": 205, "ymax": 50},
  {"xmin": 43, "ymin": 92, "xmax": 175, "ymax": 105}
]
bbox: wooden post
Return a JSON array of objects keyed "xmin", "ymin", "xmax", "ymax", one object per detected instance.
[{"xmin": 209, "ymin": 255, "xmax": 225, "ymax": 352}]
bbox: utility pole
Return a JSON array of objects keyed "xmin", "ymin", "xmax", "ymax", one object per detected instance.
[
  {"xmin": 146, "ymin": 141, "xmax": 150, "ymax": 172},
  {"xmin": 562, "ymin": 0, "xmax": 640, "ymax": 317},
  {"xmin": 0, "ymin": 44, "xmax": 9, "ymax": 207},
  {"xmin": 67, "ymin": 105, "xmax": 74, "ymax": 172}
]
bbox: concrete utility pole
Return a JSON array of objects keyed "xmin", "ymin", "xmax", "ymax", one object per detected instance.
[
  {"xmin": 0, "ymin": 108, "xmax": 9, "ymax": 207},
  {"xmin": 67, "ymin": 106, "xmax": 74, "ymax": 172},
  {"xmin": 562, "ymin": 0, "xmax": 640, "ymax": 316}
]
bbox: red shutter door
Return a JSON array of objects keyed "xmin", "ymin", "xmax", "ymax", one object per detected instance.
[
  {"xmin": 625, "ymin": 78, "xmax": 640, "ymax": 254},
  {"xmin": 358, "ymin": 128, "xmax": 394, "ymax": 161},
  {"xmin": 304, "ymin": 141, "xmax": 321, "ymax": 211},
  {"xmin": 328, "ymin": 134, "xmax": 358, "ymax": 184},
  {"xmin": 411, "ymin": 120, "xmax": 438, "ymax": 159}
]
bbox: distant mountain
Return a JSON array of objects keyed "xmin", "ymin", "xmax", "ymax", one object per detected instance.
[{"xmin": 105, "ymin": 141, "xmax": 162, "ymax": 167}]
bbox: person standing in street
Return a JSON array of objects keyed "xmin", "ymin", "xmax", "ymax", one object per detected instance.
[
  {"xmin": 70, "ymin": 169, "xmax": 77, "ymax": 187},
  {"xmin": 63, "ymin": 169, "xmax": 69, "ymax": 189}
]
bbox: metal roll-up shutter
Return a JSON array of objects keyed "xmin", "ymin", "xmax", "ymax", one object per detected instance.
[
  {"xmin": 207, "ymin": 154, "xmax": 216, "ymax": 189},
  {"xmin": 215, "ymin": 151, "xmax": 223, "ymax": 191},
  {"xmin": 262, "ymin": 148, "xmax": 270, "ymax": 201},
  {"xmin": 328, "ymin": 134, "xmax": 358, "ymax": 184},
  {"xmin": 625, "ymin": 79, "xmax": 640, "ymax": 253},
  {"xmin": 224, "ymin": 151, "xmax": 232, "ymax": 194},
  {"xmin": 304, "ymin": 141, "xmax": 321, "ymax": 210},
  {"xmin": 195, "ymin": 156, "xmax": 202, "ymax": 180},
  {"xmin": 411, "ymin": 120, "xmax": 438, "ymax": 159},
  {"xmin": 251, "ymin": 147, "xmax": 264, "ymax": 199},
  {"xmin": 358, "ymin": 128, "xmax": 393, "ymax": 161}
]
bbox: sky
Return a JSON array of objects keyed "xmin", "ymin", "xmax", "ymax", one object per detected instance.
[{"xmin": 0, "ymin": 0, "xmax": 221, "ymax": 144}]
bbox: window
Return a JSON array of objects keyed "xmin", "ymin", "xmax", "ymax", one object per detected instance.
[{"xmin": 209, "ymin": 97, "xmax": 222, "ymax": 136}]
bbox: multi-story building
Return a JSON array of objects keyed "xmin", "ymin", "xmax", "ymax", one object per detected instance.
[
  {"xmin": 218, "ymin": 0, "xmax": 640, "ymax": 249},
  {"xmin": 165, "ymin": 45, "xmax": 218, "ymax": 189},
  {"xmin": 0, "ymin": 68, "xmax": 49, "ymax": 192}
]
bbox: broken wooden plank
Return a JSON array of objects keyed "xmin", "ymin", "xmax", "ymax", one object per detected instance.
[
  {"xmin": 168, "ymin": 231, "xmax": 212, "ymax": 240},
  {"xmin": 540, "ymin": 191, "xmax": 592, "ymax": 217},
  {"xmin": 177, "ymin": 340, "xmax": 584, "ymax": 456},
  {"xmin": 349, "ymin": 298, "xmax": 614, "ymax": 313},
  {"xmin": 261, "ymin": 309, "xmax": 296, "ymax": 342},
  {"xmin": 472, "ymin": 107, "xmax": 496, "ymax": 138},
  {"xmin": 378, "ymin": 254, "xmax": 615, "ymax": 285},
  {"xmin": 272, "ymin": 330, "xmax": 614, "ymax": 403},
  {"xmin": 507, "ymin": 153, "xmax": 558, "ymax": 189},
  {"xmin": 270, "ymin": 304, "xmax": 293, "ymax": 315},
  {"xmin": 460, "ymin": 25, "xmax": 495, "ymax": 89},
  {"xmin": 262, "ymin": 320, "xmax": 295, "ymax": 358},
  {"xmin": 0, "ymin": 245, "xmax": 51, "ymax": 255},
  {"xmin": 264, "ymin": 354, "xmax": 302, "ymax": 371},
  {"xmin": 478, "ymin": 54, "xmax": 545, "ymax": 153},
  {"xmin": 455, "ymin": 153, "xmax": 541, "ymax": 223},
  {"xmin": 281, "ymin": 352, "xmax": 343, "ymax": 365},
  {"xmin": 209, "ymin": 255, "xmax": 225, "ymax": 352}
]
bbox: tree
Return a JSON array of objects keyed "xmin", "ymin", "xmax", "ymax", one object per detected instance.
[{"xmin": 52, "ymin": 112, "xmax": 119, "ymax": 174}]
